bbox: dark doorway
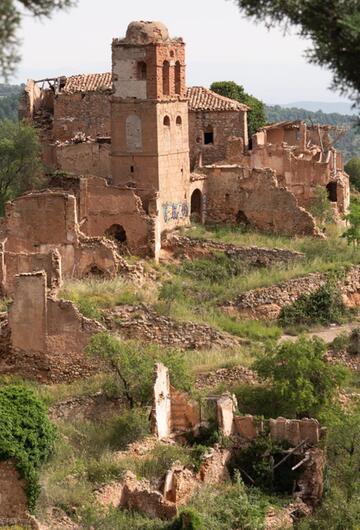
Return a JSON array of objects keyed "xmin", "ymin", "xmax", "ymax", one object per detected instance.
[
  {"xmin": 236, "ymin": 210, "xmax": 249, "ymax": 225},
  {"xmin": 105, "ymin": 224, "xmax": 127, "ymax": 243},
  {"xmin": 191, "ymin": 189, "xmax": 202, "ymax": 222},
  {"xmin": 326, "ymin": 182, "xmax": 337, "ymax": 203},
  {"xmin": 85, "ymin": 264, "xmax": 106, "ymax": 277}
]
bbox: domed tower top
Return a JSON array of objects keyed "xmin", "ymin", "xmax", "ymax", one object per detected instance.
[
  {"xmin": 124, "ymin": 21, "xmax": 170, "ymax": 44},
  {"xmin": 112, "ymin": 20, "xmax": 186, "ymax": 100}
]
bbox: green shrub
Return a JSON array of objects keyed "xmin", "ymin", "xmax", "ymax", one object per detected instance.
[
  {"xmin": 86, "ymin": 333, "xmax": 193, "ymax": 407},
  {"xmin": 308, "ymin": 185, "xmax": 334, "ymax": 228},
  {"xmin": 253, "ymin": 336, "xmax": 348, "ymax": 417},
  {"xmin": 179, "ymin": 253, "xmax": 247, "ymax": 283},
  {"xmin": 279, "ymin": 279, "xmax": 350, "ymax": 328},
  {"xmin": 185, "ymin": 474, "xmax": 268, "ymax": 530},
  {"xmin": 0, "ymin": 384, "xmax": 56, "ymax": 511},
  {"xmin": 170, "ymin": 507, "xmax": 204, "ymax": 530}
]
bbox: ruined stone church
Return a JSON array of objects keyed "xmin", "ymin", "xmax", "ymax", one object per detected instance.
[{"xmin": 18, "ymin": 20, "xmax": 349, "ymax": 260}]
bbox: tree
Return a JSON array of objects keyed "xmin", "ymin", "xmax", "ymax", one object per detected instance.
[
  {"xmin": 86, "ymin": 333, "xmax": 192, "ymax": 408},
  {"xmin": 343, "ymin": 201, "xmax": 360, "ymax": 246},
  {"xmin": 232, "ymin": 0, "xmax": 360, "ymax": 105},
  {"xmin": 345, "ymin": 157, "xmax": 360, "ymax": 191},
  {"xmin": 308, "ymin": 184, "xmax": 334, "ymax": 229},
  {"xmin": 0, "ymin": 120, "xmax": 43, "ymax": 214},
  {"xmin": 253, "ymin": 336, "xmax": 348, "ymax": 417},
  {"xmin": 210, "ymin": 81, "xmax": 267, "ymax": 137},
  {"xmin": 0, "ymin": 0, "xmax": 76, "ymax": 79}
]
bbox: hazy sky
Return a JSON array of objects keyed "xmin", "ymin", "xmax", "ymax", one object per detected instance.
[{"xmin": 13, "ymin": 0, "xmax": 349, "ymax": 105}]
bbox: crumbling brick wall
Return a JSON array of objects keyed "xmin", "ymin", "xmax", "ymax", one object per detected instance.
[
  {"xmin": 6, "ymin": 272, "xmax": 104, "ymax": 382},
  {"xmin": 0, "ymin": 460, "xmax": 28, "ymax": 519},
  {"xmin": 53, "ymin": 92, "xmax": 111, "ymax": 142},
  {"xmin": 55, "ymin": 141, "xmax": 111, "ymax": 179},
  {"xmin": 49, "ymin": 175, "xmax": 160, "ymax": 258},
  {"xmin": 203, "ymin": 165, "xmax": 318, "ymax": 236}
]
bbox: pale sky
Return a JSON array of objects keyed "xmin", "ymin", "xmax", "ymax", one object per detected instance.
[{"xmin": 13, "ymin": 0, "xmax": 350, "ymax": 105}]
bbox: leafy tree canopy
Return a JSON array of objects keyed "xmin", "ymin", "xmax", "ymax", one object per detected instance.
[
  {"xmin": 253, "ymin": 336, "xmax": 348, "ymax": 417},
  {"xmin": 0, "ymin": 0, "xmax": 76, "ymax": 79},
  {"xmin": 232, "ymin": 0, "xmax": 360, "ymax": 105},
  {"xmin": 210, "ymin": 80, "xmax": 267, "ymax": 137},
  {"xmin": 345, "ymin": 157, "xmax": 360, "ymax": 191},
  {"xmin": 0, "ymin": 384, "xmax": 56, "ymax": 511},
  {"xmin": 0, "ymin": 119, "xmax": 43, "ymax": 215},
  {"xmin": 86, "ymin": 333, "xmax": 193, "ymax": 408}
]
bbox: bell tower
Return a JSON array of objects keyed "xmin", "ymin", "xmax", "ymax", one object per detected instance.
[{"xmin": 111, "ymin": 21, "xmax": 190, "ymax": 230}]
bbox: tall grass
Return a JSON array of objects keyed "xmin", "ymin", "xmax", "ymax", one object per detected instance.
[{"xmin": 59, "ymin": 278, "xmax": 152, "ymax": 319}]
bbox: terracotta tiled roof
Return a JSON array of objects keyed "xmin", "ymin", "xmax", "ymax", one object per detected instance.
[
  {"xmin": 60, "ymin": 73, "xmax": 248, "ymax": 113},
  {"xmin": 62, "ymin": 73, "xmax": 113, "ymax": 94},
  {"xmin": 186, "ymin": 86, "xmax": 249, "ymax": 112}
]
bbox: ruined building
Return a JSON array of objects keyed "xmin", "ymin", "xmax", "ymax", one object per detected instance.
[{"xmin": 19, "ymin": 20, "xmax": 349, "ymax": 250}]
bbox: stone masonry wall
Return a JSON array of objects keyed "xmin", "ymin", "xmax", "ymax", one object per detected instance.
[
  {"xmin": 223, "ymin": 266, "xmax": 360, "ymax": 320},
  {"xmin": 164, "ymin": 234, "xmax": 303, "ymax": 266},
  {"xmin": 105, "ymin": 304, "xmax": 241, "ymax": 350}
]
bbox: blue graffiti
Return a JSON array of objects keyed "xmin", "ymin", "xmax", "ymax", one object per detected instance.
[{"xmin": 162, "ymin": 201, "xmax": 189, "ymax": 223}]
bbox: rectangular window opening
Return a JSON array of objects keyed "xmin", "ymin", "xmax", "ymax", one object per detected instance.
[{"xmin": 204, "ymin": 132, "xmax": 214, "ymax": 145}]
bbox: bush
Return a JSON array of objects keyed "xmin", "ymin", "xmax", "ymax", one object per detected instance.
[
  {"xmin": 279, "ymin": 278, "xmax": 350, "ymax": 328},
  {"xmin": 253, "ymin": 336, "xmax": 348, "ymax": 417},
  {"xmin": 86, "ymin": 334, "xmax": 193, "ymax": 407},
  {"xmin": 0, "ymin": 384, "xmax": 56, "ymax": 511},
  {"xmin": 345, "ymin": 157, "xmax": 360, "ymax": 192},
  {"xmin": 308, "ymin": 185, "xmax": 334, "ymax": 228}
]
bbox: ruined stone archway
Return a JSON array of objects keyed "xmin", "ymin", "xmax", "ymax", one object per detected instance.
[
  {"xmin": 326, "ymin": 182, "xmax": 337, "ymax": 203},
  {"xmin": 105, "ymin": 224, "xmax": 127, "ymax": 244},
  {"xmin": 191, "ymin": 189, "xmax": 202, "ymax": 222}
]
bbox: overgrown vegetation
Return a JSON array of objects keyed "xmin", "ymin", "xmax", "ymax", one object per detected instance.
[
  {"xmin": 0, "ymin": 120, "xmax": 44, "ymax": 214},
  {"xmin": 253, "ymin": 336, "xmax": 348, "ymax": 417},
  {"xmin": 0, "ymin": 384, "xmax": 55, "ymax": 511},
  {"xmin": 279, "ymin": 277, "xmax": 351, "ymax": 328},
  {"xmin": 86, "ymin": 334, "xmax": 192, "ymax": 407}
]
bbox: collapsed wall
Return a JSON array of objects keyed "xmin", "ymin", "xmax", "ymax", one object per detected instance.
[
  {"xmin": 2, "ymin": 271, "xmax": 104, "ymax": 382},
  {"xmin": 202, "ymin": 166, "xmax": 319, "ymax": 237}
]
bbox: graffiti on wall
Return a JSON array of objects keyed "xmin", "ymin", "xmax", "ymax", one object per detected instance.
[{"xmin": 162, "ymin": 201, "xmax": 189, "ymax": 223}]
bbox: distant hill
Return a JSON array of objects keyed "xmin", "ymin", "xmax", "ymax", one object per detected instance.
[
  {"xmin": 265, "ymin": 105, "xmax": 360, "ymax": 161},
  {"xmin": 281, "ymin": 101, "xmax": 357, "ymax": 116}
]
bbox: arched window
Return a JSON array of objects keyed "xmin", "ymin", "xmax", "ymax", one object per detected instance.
[
  {"xmin": 204, "ymin": 125, "xmax": 214, "ymax": 145},
  {"xmin": 176, "ymin": 115, "xmax": 182, "ymax": 126},
  {"xmin": 163, "ymin": 60, "xmax": 170, "ymax": 96},
  {"xmin": 126, "ymin": 114, "xmax": 142, "ymax": 151},
  {"xmin": 163, "ymin": 115, "xmax": 170, "ymax": 127},
  {"xmin": 137, "ymin": 61, "xmax": 147, "ymax": 80},
  {"xmin": 175, "ymin": 61, "xmax": 181, "ymax": 95}
]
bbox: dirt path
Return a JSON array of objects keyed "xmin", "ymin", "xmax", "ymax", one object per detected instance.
[{"xmin": 280, "ymin": 321, "xmax": 360, "ymax": 344}]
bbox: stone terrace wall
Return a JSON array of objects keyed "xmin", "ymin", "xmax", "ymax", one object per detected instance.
[
  {"xmin": 164, "ymin": 234, "xmax": 303, "ymax": 266},
  {"xmin": 105, "ymin": 304, "xmax": 241, "ymax": 350},
  {"xmin": 223, "ymin": 266, "xmax": 360, "ymax": 320}
]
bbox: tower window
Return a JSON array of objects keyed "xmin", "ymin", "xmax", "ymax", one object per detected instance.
[
  {"xmin": 175, "ymin": 61, "xmax": 181, "ymax": 95},
  {"xmin": 163, "ymin": 60, "xmax": 170, "ymax": 96},
  {"xmin": 130, "ymin": 165, "xmax": 134, "ymax": 173},
  {"xmin": 176, "ymin": 116, "xmax": 182, "ymax": 126},
  {"xmin": 204, "ymin": 126, "xmax": 214, "ymax": 145},
  {"xmin": 137, "ymin": 61, "xmax": 147, "ymax": 80},
  {"xmin": 163, "ymin": 115, "xmax": 170, "ymax": 127}
]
